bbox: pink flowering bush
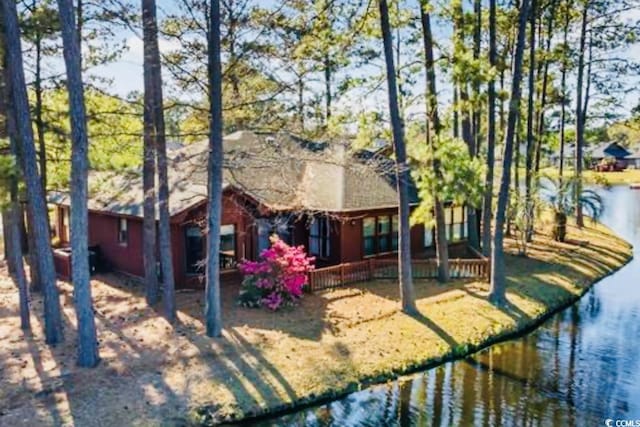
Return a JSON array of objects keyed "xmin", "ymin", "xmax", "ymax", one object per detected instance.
[{"xmin": 238, "ymin": 235, "xmax": 315, "ymax": 310}]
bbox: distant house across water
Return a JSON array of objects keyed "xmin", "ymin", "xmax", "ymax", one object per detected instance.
[
  {"xmin": 549, "ymin": 141, "xmax": 637, "ymax": 170},
  {"xmin": 587, "ymin": 141, "xmax": 631, "ymax": 168},
  {"xmin": 625, "ymin": 149, "xmax": 640, "ymax": 169}
]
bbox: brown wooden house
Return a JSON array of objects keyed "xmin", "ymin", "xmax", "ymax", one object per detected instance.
[{"xmin": 49, "ymin": 131, "xmax": 470, "ymax": 287}]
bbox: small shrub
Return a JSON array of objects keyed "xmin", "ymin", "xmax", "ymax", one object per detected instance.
[{"xmin": 237, "ymin": 235, "xmax": 315, "ymax": 311}]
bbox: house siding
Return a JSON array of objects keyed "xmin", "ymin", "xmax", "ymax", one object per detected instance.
[
  {"xmin": 340, "ymin": 218, "xmax": 363, "ymax": 263},
  {"xmin": 174, "ymin": 191, "xmax": 256, "ymax": 288},
  {"xmin": 87, "ymin": 211, "xmax": 145, "ymax": 278},
  {"xmin": 336, "ymin": 208, "xmax": 426, "ymax": 264},
  {"xmin": 53, "ymin": 189, "xmax": 466, "ymax": 289}
]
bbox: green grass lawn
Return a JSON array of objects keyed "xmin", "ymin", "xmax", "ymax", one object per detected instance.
[{"xmin": 0, "ymin": 220, "xmax": 633, "ymax": 426}]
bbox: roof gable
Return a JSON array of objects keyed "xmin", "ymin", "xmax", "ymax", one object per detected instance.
[{"xmin": 49, "ymin": 130, "xmax": 415, "ymax": 218}]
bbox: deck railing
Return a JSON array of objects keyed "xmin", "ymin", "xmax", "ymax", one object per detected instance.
[{"xmin": 307, "ymin": 254, "xmax": 490, "ymax": 293}]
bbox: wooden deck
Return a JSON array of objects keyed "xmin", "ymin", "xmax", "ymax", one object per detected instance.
[{"xmin": 307, "ymin": 252, "xmax": 490, "ymax": 292}]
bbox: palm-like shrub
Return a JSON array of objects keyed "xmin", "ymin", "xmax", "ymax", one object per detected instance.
[{"xmin": 540, "ymin": 175, "xmax": 604, "ymax": 242}]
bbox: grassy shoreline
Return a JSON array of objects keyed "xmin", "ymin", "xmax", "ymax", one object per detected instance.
[
  {"xmin": 213, "ymin": 226, "xmax": 634, "ymax": 426},
  {"xmin": 0, "ymin": 221, "xmax": 633, "ymax": 426},
  {"xmin": 230, "ymin": 246, "xmax": 635, "ymax": 426},
  {"xmin": 198, "ymin": 221, "xmax": 634, "ymax": 425},
  {"xmin": 535, "ymin": 167, "xmax": 640, "ymax": 186}
]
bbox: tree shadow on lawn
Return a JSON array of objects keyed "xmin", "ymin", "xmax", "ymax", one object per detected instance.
[
  {"xmin": 96, "ymin": 270, "xmax": 484, "ymax": 351},
  {"xmin": 461, "ymin": 282, "xmax": 532, "ymax": 323},
  {"xmin": 186, "ymin": 338, "xmax": 357, "ymax": 424},
  {"xmin": 348, "ymin": 277, "xmax": 473, "ymax": 305},
  {"xmin": 161, "ymin": 325, "xmax": 359, "ymax": 423},
  {"xmin": 0, "ymin": 300, "xmax": 19, "ymax": 320},
  {"xmin": 166, "ymin": 330, "xmax": 293, "ymax": 422},
  {"xmin": 0, "ymin": 271, "xmax": 448, "ymax": 425},
  {"xmin": 86, "ymin": 274, "xmax": 325, "ymax": 417},
  {"xmin": 1, "ymin": 305, "xmax": 97, "ymax": 426},
  {"xmin": 1, "ymin": 279, "xmax": 195, "ymax": 426},
  {"xmin": 50, "ymin": 295, "xmax": 188, "ymax": 425},
  {"xmin": 527, "ymin": 227, "xmax": 631, "ymax": 271},
  {"xmin": 20, "ymin": 331, "xmax": 65, "ymax": 426},
  {"xmin": 94, "ymin": 272, "xmax": 491, "ymax": 344},
  {"xmin": 409, "ymin": 311, "xmax": 459, "ymax": 348},
  {"xmin": 21, "ymin": 230, "xmax": 623, "ymax": 426},
  {"xmin": 575, "ymin": 241, "xmax": 632, "ymax": 271},
  {"xmin": 499, "ymin": 237, "xmax": 626, "ymax": 316},
  {"xmin": 90, "ymin": 274, "xmax": 303, "ymax": 405},
  {"xmin": 95, "ymin": 272, "xmax": 333, "ymax": 342}
]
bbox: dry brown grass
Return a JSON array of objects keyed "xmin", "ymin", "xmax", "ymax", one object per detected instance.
[
  {"xmin": 0, "ymin": 221, "xmax": 632, "ymax": 426},
  {"xmin": 537, "ymin": 166, "xmax": 640, "ymax": 186}
]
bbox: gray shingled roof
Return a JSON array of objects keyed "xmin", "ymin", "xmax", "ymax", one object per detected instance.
[
  {"xmin": 48, "ymin": 163, "xmax": 211, "ymax": 218},
  {"xmin": 49, "ymin": 130, "xmax": 416, "ymax": 218}
]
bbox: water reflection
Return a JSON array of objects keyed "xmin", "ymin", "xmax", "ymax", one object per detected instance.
[{"xmin": 252, "ymin": 186, "xmax": 640, "ymax": 427}]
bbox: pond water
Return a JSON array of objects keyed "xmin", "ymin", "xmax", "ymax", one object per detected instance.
[{"xmin": 250, "ymin": 185, "xmax": 640, "ymax": 426}]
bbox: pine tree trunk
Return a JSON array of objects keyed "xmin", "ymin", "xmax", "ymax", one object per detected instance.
[
  {"xmin": 472, "ymin": 0, "xmax": 482, "ymax": 154},
  {"xmin": 2, "ymin": 210, "xmax": 11, "ymax": 269},
  {"xmin": 34, "ymin": 34, "xmax": 48, "ymax": 195},
  {"xmin": 510, "ymin": 117, "xmax": 522, "ymax": 237},
  {"xmin": 324, "ymin": 54, "xmax": 332, "ymax": 125},
  {"xmin": 574, "ymin": 1, "xmax": 589, "ymax": 228},
  {"xmin": 7, "ymin": 206, "xmax": 31, "ymax": 330},
  {"xmin": 482, "ymin": 0, "xmax": 498, "ymax": 257},
  {"xmin": 142, "ymin": 0, "xmax": 159, "ymax": 306},
  {"xmin": 18, "ymin": 204, "xmax": 27, "ymax": 255},
  {"xmin": 489, "ymin": 0, "xmax": 531, "ymax": 306},
  {"xmin": 2, "ymin": 0, "xmax": 63, "ymax": 344},
  {"xmin": 534, "ymin": 0, "xmax": 557, "ymax": 181},
  {"xmin": 379, "ymin": 0, "xmax": 416, "ymax": 314},
  {"xmin": 559, "ymin": 2, "xmax": 570, "ymax": 182},
  {"xmin": 57, "ymin": 0, "xmax": 99, "ymax": 367},
  {"xmin": 559, "ymin": 69, "xmax": 566, "ymax": 179},
  {"xmin": 524, "ymin": 0, "xmax": 537, "ymax": 243},
  {"xmin": 25, "ymin": 205, "xmax": 42, "ymax": 291},
  {"xmin": 394, "ymin": 0, "xmax": 405, "ymax": 120},
  {"xmin": 205, "ymin": 0, "xmax": 224, "ymax": 337},
  {"xmin": 1, "ymin": 194, "xmax": 31, "ymax": 331},
  {"xmin": 499, "ymin": 66, "xmax": 506, "ymax": 138},
  {"xmin": 297, "ymin": 74, "xmax": 305, "ymax": 132},
  {"xmin": 420, "ymin": 0, "xmax": 449, "ymax": 282},
  {"xmin": 453, "ymin": 86, "xmax": 459, "ymax": 139},
  {"xmin": 76, "ymin": 0, "xmax": 82, "ymax": 52},
  {"xmin": 1, "ymin": 46, "xmax": 30, "ymax": 331},
  {"xmin": 453, "ymin": 0, "xmax": 479, "ymax": 250},
  {"xmin": 143, "ymin": 0, "xmax": 176, "ymax": 323},
  {"xmin": 227, "ymin": 3, "xmax": 241, "ymax": 101},
  {"xmin": 472, "ymin": 0, "xmax": 483, "ymax": 245},
  {"xmin": 582, "ymin": 31, "xmax": 593, "ymax": 143}
]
